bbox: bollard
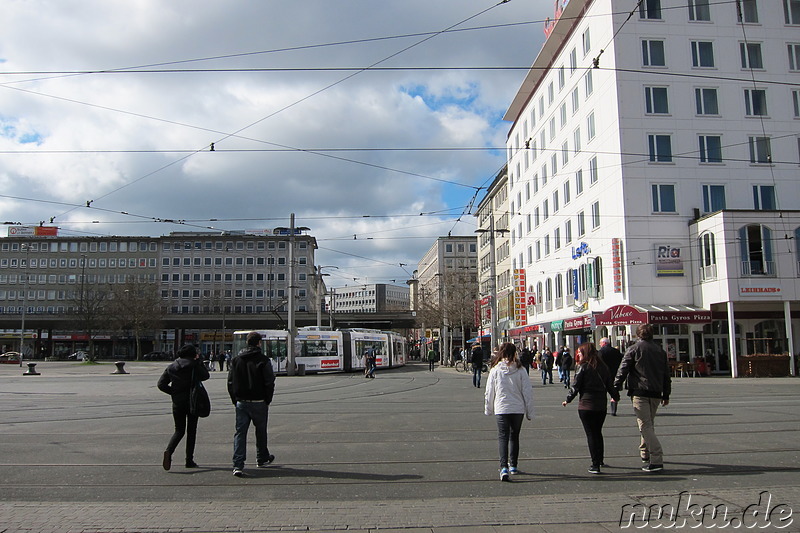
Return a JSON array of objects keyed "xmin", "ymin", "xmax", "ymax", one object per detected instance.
[
  {"xmin": 23, "ymin": 362, "xmax": 40, "ymax": 376},
  {"xmin": 111, "ymin": 361, "xmax": 129, "ymax": 375}
]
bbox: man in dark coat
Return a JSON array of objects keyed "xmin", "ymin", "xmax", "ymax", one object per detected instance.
[
  {"xmin": 470, "ymin": 343, "xmax": 484, "ymax": 388},
  {"xmin": 599, "ymin": 337, "xmax": 623, "ymax": 415},
  {"xmin": 227, "ymin": 331, "xmax": 276, "ymax": 477}
]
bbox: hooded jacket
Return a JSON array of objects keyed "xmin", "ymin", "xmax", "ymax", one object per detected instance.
[
  {"xmin": 227, "ymin": 345, "xmax": 276, "ymax": 404},
  {"xmin": 157, "ymin": 356, "xmax": 209, "ymax": 402},
  {"xmin": 484, "ymin": 360, "xmax": 535, "ymax": 419}
]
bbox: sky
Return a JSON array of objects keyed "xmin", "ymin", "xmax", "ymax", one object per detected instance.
[{"xmin": 1, "ymin": 0, "xmax": 552, "ymax": 289}]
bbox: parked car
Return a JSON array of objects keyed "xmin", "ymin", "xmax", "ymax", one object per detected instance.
[
  {"xmin": 143, "ymin": 351, "xmax": 171, "ymax": 361},
  {"xmin": 0, "ymin": 352, "xmax": 21, "ymax": 364}
]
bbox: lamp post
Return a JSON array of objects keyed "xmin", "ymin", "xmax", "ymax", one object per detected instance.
[
  {"xmin": 313, "ymin": 265, "xmax": 338, "ymax": 328},
  {"xmin": 18, "ymin": 243, "xmax": 30, "ymax": 367},
  {"xmin": 476, "ymin": 216, "xmax": 507, "ymax": 353},
  {"xmin": 274, "ymin": 214, "xmax": 310, "ymax": 376}
]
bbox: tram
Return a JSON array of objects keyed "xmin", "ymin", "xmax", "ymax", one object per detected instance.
[{"xmin": 232, "ymin": 327, "xmax": 406, "ymax": 375}]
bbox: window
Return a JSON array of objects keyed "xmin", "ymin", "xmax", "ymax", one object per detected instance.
[
  {"xmin": 639, "ymin": 0, "xmax": 662, "ymax": 19},
  {"xmin": 573, "ymin": 128, "xmax": 582, "ymax": 153},
  {"xmin": 572, "ymin": 88, "xmax": 580, "ymax": 114},
  {"xmin": 570, "ymin": 48, "xmax": 577, "ymax": 73},
  {"xmin": 739, "ymin": 43, "xmax": 763, "ymax": 69},
  {"xmin": 702, "ymin": 185, "xmax": 726, "ymax": 212},
  {"xmin": 753, "ymin": 185, "xmax": 776, "ymax": 209},
  {"xmin": 575, "ymin": 169, "xmax": 584, "ymax": 195},
  {"xmin": 544, "ymin": 235, "xmax": 551, "ymax": 256},
  {"xmin": 645, "ymin": 86, "xmax": 669, "ymax": 114},
  {"xmin": 699, "ymin": 135, "xmax": 723, "ymax": 163},
  {"xmin": 584, "ymin": 70, "xmax": 594, "ymax": 95},
  {"xmin": 562, "ymin": 141, "xmax": 569, "ymax": 165},
  {"xmin": 560, "ymin": 103, "xmax": 567, "ymax": 128},
  {"xmin": 587, "ymin": 112, "xmax": 596, "ymax": 141},
  {"xmin": 549, "ymin": 117, "xmax": 556, "ymax": 141},
  {"xmin": 558, "ymin": 65, "xmax": 565, "ymax": 90},
  {"xmin": 744, "ymin": 89, "xmax": 767, "ymax": 116},
  {"xmin": 577, "ymin": 212, "xmax": 586, "ymax": 237},
  {"xmin": 695, "ymin": 88, "xmax": 719, "ymax": 115},
  {"xmin": 591, "ymin": 202, "xmax": 600, "ymax": 229},
  {"xmin": 642, "ymin": 40, "xmax": 666, "ymax": 66},
  {"xmin": 739, "ymin": 224, "xmax": 774, "ymax": 276},
  {"xmin": 582, "ymin": 28, "xmax": 591, "ymax": 56},
  {"xmin": 793, "ymin": 90, "xmax": 800, "ymax": 117},
  {"xmin": 784, "ymin": 0, "xmax": 800, "ymax": 24},
  {"xmin": 699, "ymin": 232, "xmax": 717, "ymax": 281},
  {"xmin": 564, "ymin": 181, "xmax": 571, "ymax": 205},
  {"xmin": 748, "ymin": 136, "xmax": 771, "ymax": 163},
  {"xmin": 738, "ymin": 0, "xmax": 758, "ymax": 23},
  {"xmin": 648, "ymin": 134, "xmax": 673, "ymax": 162},
  {"xmin": 589, "ymin": 156, "xmax": 598, "ymax": 184},
  {"xmin": 565, "ymin": 220, "xmax": 573, "ymax": 244},
  {"xmin": 790, "ymin": 44, "xmax": 800, "ymax": 70},
  {"xmin": 691, "ymin": 41, "xmax": 715, "ymax": 67},
  {"xmin": 548, "ymin": 82, "xmax": 554, "ymax": 104},
  {"xmin": 543, "ymin": 199, "xmax": 550, "ymax": 221},
  {"xmin": 554, "ymin": 227, "xmax": 562, "ymax": 250},
  {"xmin": 689, "ymin": 0, "xmax": 710, "ymax": 21},
  {"xmin": 553, "ymin": 190, "xmax": 560, "ymax": 212},
  {"xmin": 652, "ymin": 184, "xmax": 676, "ymax": 212}
]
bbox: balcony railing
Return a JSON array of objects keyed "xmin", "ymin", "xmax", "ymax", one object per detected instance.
[{"xmin": 741, "ymin": 261, "xmax": 776, "ymax": 277}]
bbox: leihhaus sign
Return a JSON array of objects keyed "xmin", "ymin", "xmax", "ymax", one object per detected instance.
[{"xmin": 739, "ymin": 283, "xmax": 781, "ymax": 297}]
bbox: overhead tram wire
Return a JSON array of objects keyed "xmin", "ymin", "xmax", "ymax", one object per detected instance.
[{"xmin": 41, "ymin": 2, "xmax": 512, "ymax": 225}]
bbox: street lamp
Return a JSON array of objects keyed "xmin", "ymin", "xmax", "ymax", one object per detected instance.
[
  {"xmin": 274, "ymin": 214, "xmax": 310, "ymax": 376},
  {"xmin": 476, "ymin": 216, "xmax": 508, "ymax": 353},
  {"xmin": 313, "ymin": 265, "xmax": 338, "ymax": 328}
]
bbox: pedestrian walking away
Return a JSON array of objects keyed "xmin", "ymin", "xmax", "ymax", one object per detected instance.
[
  {"xmin": 227, "ymin": 331, "xmax": 276, "ymax": 477},
  {"xmin": 598, "ymin": 337, "xmax": 623, "ymax": 416},
  {"xmin": 157, "ymin": 344, "xmax": 209, "ymax": 471},
  {"xmin": 519, "ymin": 347, "xmax": 533, "ymax": 375},
  {"xmin": 560, "ymin": 347, "xmax": 574, "ymax": 389},
  {"xmin": 484, "ymin": 343, "xmax": 534, "ymax": 482},
  {"xmin": 562, "ymin": 342, "xmax": 619, "ymax": 474},
  {"xmin": 427, "ymin": 347, "xmax": 437, "ymax": 371},
  {"xmin": 614, "ymin": 323, "xmax": 671, "ymax": 473},
  {"xmin": 470, "ymin": 343, "xmax": 484, "ymax": 387},
  {"xmin": 539, "ymin": 349, "xmax": 554, "ymax": 385},
  {"xmin": 364, "ymin": 345, "xmax": 377, "ymax": 378}
]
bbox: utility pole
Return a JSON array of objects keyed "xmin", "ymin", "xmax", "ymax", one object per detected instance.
[
  {"xmin": 18, "ymin": 244, "xmax": 29, "ymax": 367},
  {"xmin": 287, "ymin": 213, "xmax": 296, "ymax": 376}
]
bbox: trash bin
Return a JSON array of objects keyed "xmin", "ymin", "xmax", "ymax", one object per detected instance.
[{"xmin": 296, "ymin": 363, "xmax": 306, "ymax": 376}]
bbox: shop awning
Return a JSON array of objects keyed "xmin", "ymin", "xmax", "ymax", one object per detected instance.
[{"xmin": 595, "ymin": 304, "xmax": 711, "ymax": 326}]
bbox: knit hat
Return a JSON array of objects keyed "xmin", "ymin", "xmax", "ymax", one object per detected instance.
[{"xmin": 177, "ymin": 344, "xmax": 197, "ymax": 358}]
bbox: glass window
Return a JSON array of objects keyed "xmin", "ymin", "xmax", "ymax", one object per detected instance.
[
  {"xmin": 739, "ymin": 224, "xmax": 773, "ymax": 276},
  {"xmin": 748, "ymin": 136, "xmax": 771, "ymax": 163},
  {"xmin": 790, "ymin": 44, "xmax": 800, "ymax": 70},
  {"xmin": 573, "ymin": 128, "xmax": 581, "ymax": 153},
  {"xmin": 587, "ymin": 112, "xmax": 596, "ymax": 140},
  {"xmin": 688, "ymin": 0, "xmax": 710, "ymax": 21},
  {"xmin": 753, "ymin": 185, "xmax": 776, "ymax": 210},
  {"xmin": 642, "ymin": 40, "xmax": 666, "ymax": 66},
  {"xmin": 591, "ymin": 202, "xmax": 600, "ymax": 229},
  {"xmin": 740, "ymin": 43, "xmax": 763, "ymax": 69},
  {"xmin": 565, "ymin": 220, "xmax": 573, "ymax": 244},
  {"xmin": 695, "ymin": 88, "xmax": 719, "ymax": 115},
  {"xmin": 648, "ymin": 134, "xmax": 673, "ymax": 162},
  {"xmin": 577, "ymin": 211, "xmax": 586, "ymax": 237},
  {"xmin": 639, "ymin": 0, "xmax": 662, "ymax": 19},
  {"xmin": 744, "ymin": 89, "xmax": 767, "ymax": 116},
  {"xmin": 575, "ymin": 169, "xmax": 584, "ymax": 195},
  {"xmin": 699, "ymin": 135, "xmax": 723, "ymax": 163},
  {"xmin": 702, "ymin": 185, "xmax": 726, "ymax": 212},
  {"xmin": 572, "ymin": 88, "xmax": 580, "ymax": 114},
  {"xmin": 691, "ymin": 41, "xmax": 715, "ymax": 67},
  {"xmin": 645, "ymin": 86, "xmax": 669, "ymax": 114},
  {"xmin": 785, "ymin": 0, "xmax": 800, "ymax": 24},
  {"xmin": 739, "ymin": 0, "xmax": 758, "ymax": 23},
  {"xmin": 582, "ymin": 28, "xmax": 591, "ymax": 56},
  {"xmin": 563, "ymin": 180, "xmax": 571, "ymax": 205},
  {"xmin": 589, "ymin": 156, "xmax": 598, "ymax": 184},
  {"xmin": 569, "ymin": 48, "xmax": 577, "ymax": 73},
  {"xmin": 652, "ymin": 184, "xmax": 676, "ymax": 212},
  {"xmin": 792, "ymin": 90, "xmax": 800, "ymax": 117},
  {"xmin": 584, "ymin": 70, "xmax": 594, "ymax": 95}
]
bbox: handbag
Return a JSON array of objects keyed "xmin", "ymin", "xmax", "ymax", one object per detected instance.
[{"xmin": 189, "ymin": 367, "xmax": 211, "ymax": 418}]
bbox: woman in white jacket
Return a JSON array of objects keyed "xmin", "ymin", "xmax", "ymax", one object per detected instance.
[{"xmin": 484, "ymin": 343, "xmax": 535, "ymax": 481}]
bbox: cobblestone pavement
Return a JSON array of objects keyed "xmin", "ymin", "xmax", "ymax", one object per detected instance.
[{"xmin": 1, "ymin": 361, "xmax": 798, "ymax": 532}]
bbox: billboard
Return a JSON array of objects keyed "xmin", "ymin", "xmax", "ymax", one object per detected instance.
[
  {"xmin": 7, "ymin": 226, "xmax": 59, "ymax": 237},
  {"xmin": 655, "ymin": 244, "xmax": 684, "ymax": 277}
]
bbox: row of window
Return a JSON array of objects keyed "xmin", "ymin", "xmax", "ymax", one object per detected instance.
[
  {"xmin": 0, "ymin": 241, "xmax": 157, "ymax": 253},
  {"xmin": 161, "ymin": 240, "xmax": 306, "ymax": 251},
  {"xmin": 641, "ymin": 0, "xmax": 800, "ymax": 26},
  {"xmin": 160, "ymin": 272, "xmax": 301, "ymax": 283},
  {"xmin": 641, "ymin": 38, "xmax": 800, "ymax": 72},
  {"xmin": 643, "ymin": 85, "xmax": 800, "ymax": 119},
  {"xmin": 646, "ymin": 134, "xmax": 789, "ymax": 165},
  {"xmin": 0, "ymin": 273, "xmax": 157, "ymax": 286},
  {"xmin": 161, "ymin": 255, "xmax": 307, "ymax": 267},
  {"xmin": 698, "ymin": 225, "xmax": 800, "ymax": 279},
  {"xmin": 528, "ymin": 259, "xmax": 604, "ymax": 314},
  {"xmin": 0, "ymin": 257, "xmax": 157, "ymax": 269},
  {"xmin": 161, "ymin": 288, "xmax": 305, "ymax": 300}
]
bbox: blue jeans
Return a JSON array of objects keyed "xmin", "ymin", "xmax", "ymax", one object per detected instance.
[
  {"xmin": 541, "ymin": 367, "xmax": 553, "ymax": 385},
  {"xmin": 495, "ymin": 413, "xmax": 524, "ymax": 469},
  {"xmin": 563, "ymin": 369, "xmax": 571, "ymax": 388},
  {"xmin": 233, "ymin": 400, "xmax": 270, "ymax": 469},
  {"xmin": 472, "ymin": 366, "xmax": 482, "ymax": 387}
]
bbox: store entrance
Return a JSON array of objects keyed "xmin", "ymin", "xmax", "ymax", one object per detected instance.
[{"xmin": 703, "ymin": 336, "xmax": 731, "ymax": 373}]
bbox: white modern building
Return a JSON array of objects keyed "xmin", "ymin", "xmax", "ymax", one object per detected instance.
[
  {"xmin": 501, "ymin": 0, "xmax": 799, "ymax": 376},
  {"xmin": 331, "ymin": 283, "xmax": 410, "ymax": 313}
]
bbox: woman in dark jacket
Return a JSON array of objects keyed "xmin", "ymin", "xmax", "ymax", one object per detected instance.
[
  {"xmin": 562, "ymin": 342, "xmax": 619, "ymax": 474},
  {"xmin": 157, "ymin": 344, "xmax": 209, "ymax": 470}
]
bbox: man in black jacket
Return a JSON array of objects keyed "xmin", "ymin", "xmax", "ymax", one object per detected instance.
[
  {"xmin": 227, "ymin": 331, "xmax": 276, "ymax": 477},
  {"xmin": 598, "ymin": 337, "xmax": 623, "ymax": 415},
  {"xmin": 614, "ymin": 324, "xmax": 671, "ymax": 473}
]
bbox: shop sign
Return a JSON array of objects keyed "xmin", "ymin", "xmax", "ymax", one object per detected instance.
[
  {"xmin": 572, "ymin": 241, "xmax": 591, "ymax": 260},
  {"xmin": 551, "ymin": 320, "xmax": 564, "ymax": 332},
  {"xmin": 655, "ymin": 244, "xmax": 684, "ymax": 277},
  {"xmin": 739, "ymin": 282, "xmax": 781, "ymax": 297},
  {"xmin": 513, "ymin": 270, "xmax": 527, "ymax": 323},
  {"xmin": 563, "ymin": 315, "xmax": 591, "ymax": 330},
  {"xmin": 611, "ymin": 238, "xmax": 623, "ymax": 293},
  {"xmin": 7, "ymin": 225, "xmax": 58, "ymax": 237},
  {"xmin": 595, "ymin": 304, "xmax": 648, "ymax": 326},
  {"xmin": 650, "ymin": 311, "xmax": 711, "ymax": 324}
]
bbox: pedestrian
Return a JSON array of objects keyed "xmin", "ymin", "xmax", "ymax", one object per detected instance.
[
  {"xmin": 540, "ymin": 349, "xmax": 554, "ymax": 385},
  {"xmin": 562, "ymin": 342, "xmax": 619, "ymax": 474},
  {"xmin": 364, "ymin": 345, "xmax": 377, "ymax": 378},
  {"xmin": 484, "ymin": 343, "xmax": 535, "ymax": 482},
  {"xmin": 561, "ymin": 347, "xmax": 574, "ymax": 389},
  {"xmin": 519, "ymin": 347, "xmax": 533, "ymax": 375},
  {"xmin": 553, "ymin": 347, "xmax": 563, "ymax": 383},
  {"xmin": 613, "ymin": 324, "xmax": 671, "ymax": 473},
  {"xmin": 157, "ymin": 344, "xmax": 209, "ymax": 471},
  {"xmin": 427, "ymin": 347, "xmax": 437, "ymax": 371},
  {"xmin": 470, "ymin": 343, "xmax": 484, "ymax": 388},
  {"xmin": 217, "ymin": 350, "xmax": 225, "ymax": 372},
  {"xmin": 227, "ymin": 331, "xmax": 276, "ymax": 477},
  {"xmin": 598, "ymin": 337, "xmax": 623, "ymax": 415}
]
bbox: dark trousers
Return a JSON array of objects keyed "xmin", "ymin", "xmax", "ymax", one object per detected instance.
[
  {"xmin": 578, "ymin": 409, "xmax": 607, "ymax": 467},
  {"xmin": 495, "ymin": 413, "xmax": 524, "ymax": 469},
  {"xmin": 166, "ymin": 399, "xmax": 198, "ymax": 462},
  {"xmin": 429, "ymin": 360, "xmax": 435, "ymax": 371},
  {"xmin": 472, "ymin": 366, "xmax": 482, "ymax": 387}
]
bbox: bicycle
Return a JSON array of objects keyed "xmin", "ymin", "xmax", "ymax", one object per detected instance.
[{"xmin": 455, "ymin": 359, "xmax": 469, "ymax": 372}]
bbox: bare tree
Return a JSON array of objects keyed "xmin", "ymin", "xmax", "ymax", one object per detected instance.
[
  {"xmin": 70, "ymin": 284, "xmax": 111, "ymax": 362},
  {"xmin": 107, "ymin": 279, "xmax": 164, "ymax": 361}
]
